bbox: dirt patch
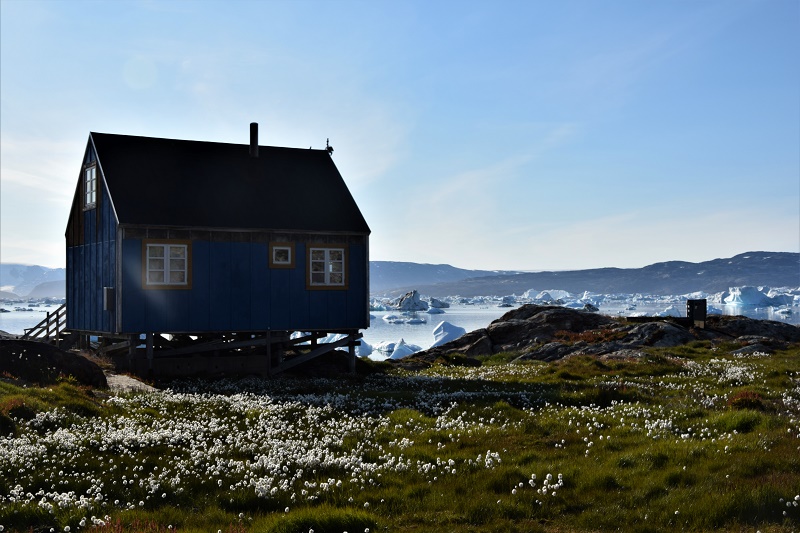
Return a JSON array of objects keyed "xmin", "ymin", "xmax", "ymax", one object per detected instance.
[{"xmin": 105, "ymin": 372, "xmax": 157, "ymax": 392}]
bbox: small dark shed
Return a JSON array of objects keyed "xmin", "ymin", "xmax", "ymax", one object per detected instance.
[{"xmin": 65, "ymin": 124, "xmax": 370, "ymax": 375}]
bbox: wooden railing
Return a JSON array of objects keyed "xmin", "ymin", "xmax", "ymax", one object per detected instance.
[{"xmin": 22, "ymin": 303, "xmax": 67, "ymax": 342}]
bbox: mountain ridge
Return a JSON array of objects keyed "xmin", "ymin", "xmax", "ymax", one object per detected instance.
[
  {"xmin": 373, "ymin": 252, "xmax": 799, "ymax": 297},
  {"xmin": 2, "ymin": 251, "xmax": 797, "ymax": 299}
]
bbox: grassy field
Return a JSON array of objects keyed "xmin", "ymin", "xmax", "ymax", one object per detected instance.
[{"xmin": 1, "ymin": 340, "xmax": 799, "ymax": 532}]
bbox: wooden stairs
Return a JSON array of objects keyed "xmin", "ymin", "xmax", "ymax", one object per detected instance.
[{"xmin": 21, "ymin": 304, "xmax": 78, "ymax": 349}]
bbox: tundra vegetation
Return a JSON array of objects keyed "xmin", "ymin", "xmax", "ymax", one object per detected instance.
[{"xmin": 1, "ymin": 340, "xmax": 799, "ymax": 532}]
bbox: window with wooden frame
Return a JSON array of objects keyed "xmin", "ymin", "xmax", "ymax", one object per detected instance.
[
  {"xmin": 269, "ymin": 242, "xmax": 295, "ymax": 268},
  {"xmin": 308, "ymin": 247, "xmax": 347, "ymax": 289},
  {"xmin": 143, "ymin": 240, "xmax": 192, "ymax": 289},
  {"xmin": 84, "ymin": 165, "xmax": 97, "ymax": 209}
]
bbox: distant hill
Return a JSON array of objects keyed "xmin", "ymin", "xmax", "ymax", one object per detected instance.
[
  {"xmin": 3, "ymin": 252, "xmax": 797, "ymax": 300},
  {"xmin": 0, "ymin": 264, "xmax": 66, "ymax": 298},
  {"xmin": 375, "ymin": 252, "xmax": 800, "ymax": 297},
  {"xmin": 26, "ymin": 280, "xmax": 66, "ymax": 299},
  {"xmin": 369, "ymin": 261, "xmax": 521, "ymax": 294}
]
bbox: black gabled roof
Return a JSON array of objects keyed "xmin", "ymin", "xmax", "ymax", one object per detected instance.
[{"xmin": 90, "ymin": 132, "xmax": 370, "ymax": 234}]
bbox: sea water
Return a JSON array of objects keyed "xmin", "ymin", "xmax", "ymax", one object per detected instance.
[
  {"xmin": 0, "ymin": 304, "xmax": 65, "ymax": 336},
  {"xmin": 2, "ymin": 302, "xmax": 797, "ymax": 349},
  {"xmin": 365, "ymin": 303, "xmax": 799, "ymax": 352}
]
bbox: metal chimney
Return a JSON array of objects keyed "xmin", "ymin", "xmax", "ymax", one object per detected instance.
[{"xmin": 249, "ymin": 122, "xmax": 259, "ymax": 158}]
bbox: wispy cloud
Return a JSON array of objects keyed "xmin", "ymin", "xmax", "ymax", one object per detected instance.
[{"xmin": 0, "ymin": 136, "xmax": 81, "ymax": 202}]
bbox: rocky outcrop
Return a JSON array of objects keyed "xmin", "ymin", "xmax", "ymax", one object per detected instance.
[
  {"xmin": 392, "ymin": 304, "xmax": 800, "ymax": 368},
  {"xmin": 0, "ymin": 338, "xmax": 107, "ymax": 388},
  {"xmin": 705, "ymin": 315, "xmax": 800, "ymax": 343}
]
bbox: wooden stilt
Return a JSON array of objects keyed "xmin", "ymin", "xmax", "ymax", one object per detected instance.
[
  {"xmin": 348, "ymin": 333, "xmax": 356, "ymax": 374},
  {"xmin": 146, "ymin": 333, "xmax": 154, "ymax": 372},
  {"xmin": 266, "ymin": 330, "xmax": 272, "ymax": 377}
]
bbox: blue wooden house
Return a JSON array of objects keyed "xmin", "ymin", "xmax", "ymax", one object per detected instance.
[{"xmin": 65, "ymin": 124, "xmax": 370, "ymax": 375}]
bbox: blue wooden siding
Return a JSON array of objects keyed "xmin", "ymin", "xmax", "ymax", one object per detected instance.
[
  {"xmin": 119, "ymin": 239, "xmax": 368, "ymax": 333},
  {"xmin": 66, "ymin": 181, "xmax": 116, "ymax": 333}
]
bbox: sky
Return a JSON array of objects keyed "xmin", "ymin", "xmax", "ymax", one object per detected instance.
[{"xmin": 1, "ymin": 0, "xmax": 798, "ymax": 272}]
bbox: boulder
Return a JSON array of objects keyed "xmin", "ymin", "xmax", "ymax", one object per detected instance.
[
  {"xmin": 706, "ymin": 315, "xmax": 800, "ymax": 342},
  {"xmin": 0, "ymin": 339, "xmax": 107, "ymax": 388},
  {"xmin": 389, "ymin": 304, "xmax": 800, "ymax": 367},
  {"xmin": 516, "ymin": 342, "xmax": 577, "ymax": 362},
  {"xmin": 616, "ymin": 321, "xmax": 695, "ymax": 348}
]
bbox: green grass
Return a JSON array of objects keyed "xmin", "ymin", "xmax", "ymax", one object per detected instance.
[{"xmin": 1, "ymin": 344, "xmax": 799, "ymax": 532}]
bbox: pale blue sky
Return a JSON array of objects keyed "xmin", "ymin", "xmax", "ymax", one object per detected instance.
[{"xmin": 1, "ymin": 0, "xmax": 798, "ymax": 271}]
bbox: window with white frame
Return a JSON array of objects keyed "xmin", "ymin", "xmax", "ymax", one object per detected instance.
[
  {"xmin": 273, "ymin": 246, "xmax": 291, "ymax": 265},
  {"xmin": 309, "ymin": 247, "xmax": 345, "ymax": 287},
  {"xmin": 269, "ymin": 243, "xmax": 295, "ymax": 268},
  {"xmin": 145, "ymin": 243, "xmax": 189, "ymax": 286},
  {"xmin": 84, "ymin": 166, "xmax": 97, "ymax": 208}
]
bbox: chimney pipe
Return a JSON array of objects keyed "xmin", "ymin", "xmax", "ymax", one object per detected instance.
[{"xmin": 249, "ymin": 122, "xmax": 259, "ymax": 158}]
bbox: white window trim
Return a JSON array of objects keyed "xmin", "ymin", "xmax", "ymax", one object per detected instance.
[
  {"xmin": 309, "ymin": 247, "xmax": 346, "ymax": 287},
  {"xmin": 84, "ymin": 166, "xmax": 97, "ymax": 208},
  {"xmin": 272, "ymin": 246, "xmax": 292, "ymax": 265},
  {"xmin": 145, "ymin": 243, "xmax": 189, "ymax": 287}
]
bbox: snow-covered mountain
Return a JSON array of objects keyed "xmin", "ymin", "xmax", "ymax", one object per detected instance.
[
  {"xmin": 369, "ymin": 261, "xmax": 521, "ymax": 294},
  {"xmin": 0, "ymin": 264, "xmax": 66, "ymax": 298},
  {"xmin": 373, "ymin": 252, "xmax": 799, "ymax": 297},
  {"xmin": 2, "ymin": 251, "xmax": 796, "ymax": 300}
]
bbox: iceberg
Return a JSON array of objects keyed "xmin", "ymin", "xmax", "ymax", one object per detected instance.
[
  {"xmin": 431, "ymin": 321, "xmax": 466, "ymax": 347},
  {"xmin": 388, "ymin": 339, "xmax": 422, "ymax": 359},
  {"xmin": 395, "ymin": 290, "xmax": 429, "ymax": 311},
  {"xmin": 429, "ymin": 297, "xmax": 450, "ymax": 308},
  {"xmin": 425, "ymin": 307, "xmax": 445, "ymax": 314},
  {"xmin": 656, "ymin": 305, "xmax": 682, "ymax": 318},
  {"xmin": 521, "ymin": 288, "xmax": 540, "ymax": 300},
  {"xmin": 289, "ymin": 331, "xmax": 373, "ymax": 357},
  {"xmin": 723, "ymin": 286, "xmax": 775, "ymax": 306},
  {"xmin": 373, "ymin": 340, "xmax": 397, "ymax": 353},
  {"xmin": 532, "ymin": 289, "xmax": 571, "ymax": 303}
]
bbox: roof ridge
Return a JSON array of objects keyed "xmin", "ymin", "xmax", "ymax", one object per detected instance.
[{"xmin": 89, "ymin": 132, "xmax": 329, "ymax": 153}]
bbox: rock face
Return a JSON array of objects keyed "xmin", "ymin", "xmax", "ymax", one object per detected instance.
[
  {"xmin": 705, "ymin": 315, "xmax": 800, "ymax": 343},
  {"xmin": 0, "ymin": 339, "xmax": 107, "ymax": 388},
  {"xmin": 394, "ymin": 304, "xmax": 800, "ymax": 367}
]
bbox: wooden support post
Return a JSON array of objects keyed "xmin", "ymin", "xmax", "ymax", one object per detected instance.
[
  {"xmin": 266, "ymin": 331, "xmax": 272, "ymax": 377},
  {"xmin": 128, "ymin": 334, "xmax": 137, "ymax": 359},
  {"xmin": 348, "ymin": 333, "xmax": 356, "ymax": 374},
  {"xmin": 146, "ymin": 333, "xmax": 154, "ymax": 372}
]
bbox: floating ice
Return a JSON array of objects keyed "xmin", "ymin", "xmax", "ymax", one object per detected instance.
[
  {"xmin": 373, "ymin": 340, "xmax": 397, "ymax": 353},
  {"xmin": 723, "ymin": 286, "xmax": 777, "ymax": 306},
  {"xmin": 431, "ymin": 321, "xmax": 467, "ymax": 348},
  {"xmin": 656, "ymin": 305, "xmax": 682, "ymax": 318},
  {"xmin": 388, "ymin": 339, "xmax": 422, "ymax": 359},
  {"xmin": 429, "ymin": 297, "xmax": 450, "ymax": 309},
  {"xmin": 290, "ymin": 331, "xmax": 373, "ymax": 357},
  {"xmin": 395, "ymin": 290, "xmax": 429, "ymax": 311}
]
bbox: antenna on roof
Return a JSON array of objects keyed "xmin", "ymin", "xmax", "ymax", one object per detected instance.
[{"xmin": 326, "ymin": 138, "xmax": 334, "ymax": 156}]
